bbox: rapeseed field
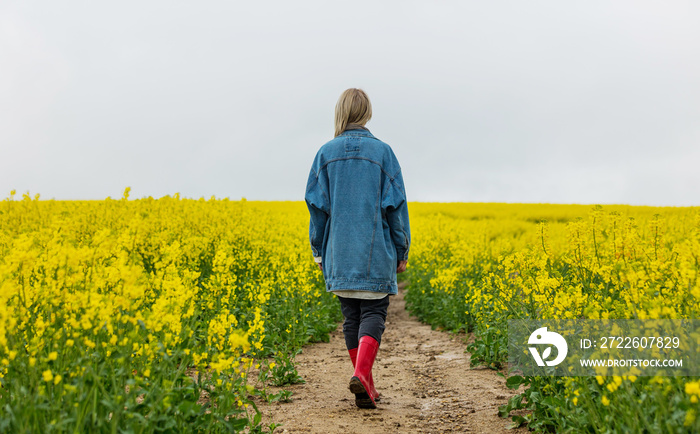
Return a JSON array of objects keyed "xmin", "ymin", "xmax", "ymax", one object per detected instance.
[{"xmin": 1, "ymin": 192, "xmax": 698, "ymax": 432}]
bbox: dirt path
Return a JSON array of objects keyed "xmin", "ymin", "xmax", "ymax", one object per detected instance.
[{"xmin": 263, "ymin": 282, "xmax": 527, "ymax": 433}]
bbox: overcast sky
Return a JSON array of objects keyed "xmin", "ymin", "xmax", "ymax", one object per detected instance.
[{"xmin": 1, "ymin": 1, "xmax": 698, "ymax": 206}]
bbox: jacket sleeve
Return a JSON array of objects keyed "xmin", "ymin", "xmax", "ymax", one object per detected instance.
[
  {"xmin": 382, "ymin": 168, "xmax": 411, "ymax": 261},
  {"xmin": 304, "ymin": 165, "xmax": 330, "ymax": 259}
]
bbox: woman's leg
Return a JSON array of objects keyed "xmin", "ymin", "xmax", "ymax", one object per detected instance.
[
  {"xmin": 338, "ymin": 296, "xmax": 382, "ymax": 403},
  {"xmin": 358, "ymin": 295, "xmax": 390, "ymax": 344},
  {"xmin": 336, "ymin": 296, "xmax": 361, "ymax": 350},
  {"xmin": 349, "ymin": 295, "xmax": 390, "ymax": 408}
]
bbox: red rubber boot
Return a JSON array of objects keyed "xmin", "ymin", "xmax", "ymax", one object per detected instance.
[
  {"xmin": 348, "ymin": 347, "xmax": 380, "ymax": 402},
  {"xmin": 348, "ymin": 336, "xmax": 379, "ymax": 408}
]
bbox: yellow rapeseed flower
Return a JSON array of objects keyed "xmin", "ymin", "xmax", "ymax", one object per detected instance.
[{"xmin": 685, "ymin": 381, "xmax": 700, "ymax": 397}]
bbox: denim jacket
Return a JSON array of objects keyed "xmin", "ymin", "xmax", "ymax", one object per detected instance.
[{"xmin": 305, "ymin": 128, "xmax": 410, "ymax": 295}]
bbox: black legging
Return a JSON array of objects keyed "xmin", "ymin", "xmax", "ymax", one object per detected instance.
[{"xmin": 337, "ymin": 295, "xmax": 390, "ymax": 349}]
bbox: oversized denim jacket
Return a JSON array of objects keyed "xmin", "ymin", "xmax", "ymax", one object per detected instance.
[{"xmin": 305, "ymin": 128, "xmax": 410, "ymax": 295}]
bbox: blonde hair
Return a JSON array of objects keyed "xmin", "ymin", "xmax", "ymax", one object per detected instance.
[{"xmin": 334, "ymin": 88, "xmax": 372, "ymax": 137}]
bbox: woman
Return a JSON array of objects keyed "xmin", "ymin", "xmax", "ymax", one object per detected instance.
[{"xmin": 304, "ymin": 88, "xmax": 411, "ymax": 409}]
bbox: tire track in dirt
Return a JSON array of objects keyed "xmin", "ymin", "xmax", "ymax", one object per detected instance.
[{"xmin": 263, "ymin": 282, "xmax": 527, "ymax": 433}]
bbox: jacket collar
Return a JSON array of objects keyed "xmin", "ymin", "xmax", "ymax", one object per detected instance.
[{"xmin": 340, "ymin": 126, "xmax": 374, "ymax": 137}]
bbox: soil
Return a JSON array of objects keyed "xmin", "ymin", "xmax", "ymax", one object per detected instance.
[{"xmin": 261, "ymin": 282, "xmax": 528, "ymax": 433}]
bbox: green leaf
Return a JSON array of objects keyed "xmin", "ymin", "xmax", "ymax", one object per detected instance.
[
  {"xmin": 506, "ymin": 375, "xmax": 526, "ymax": 389},
  {"xmin": 508, "ymin": 415, "xmax": 527, "ymax": 429}
]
